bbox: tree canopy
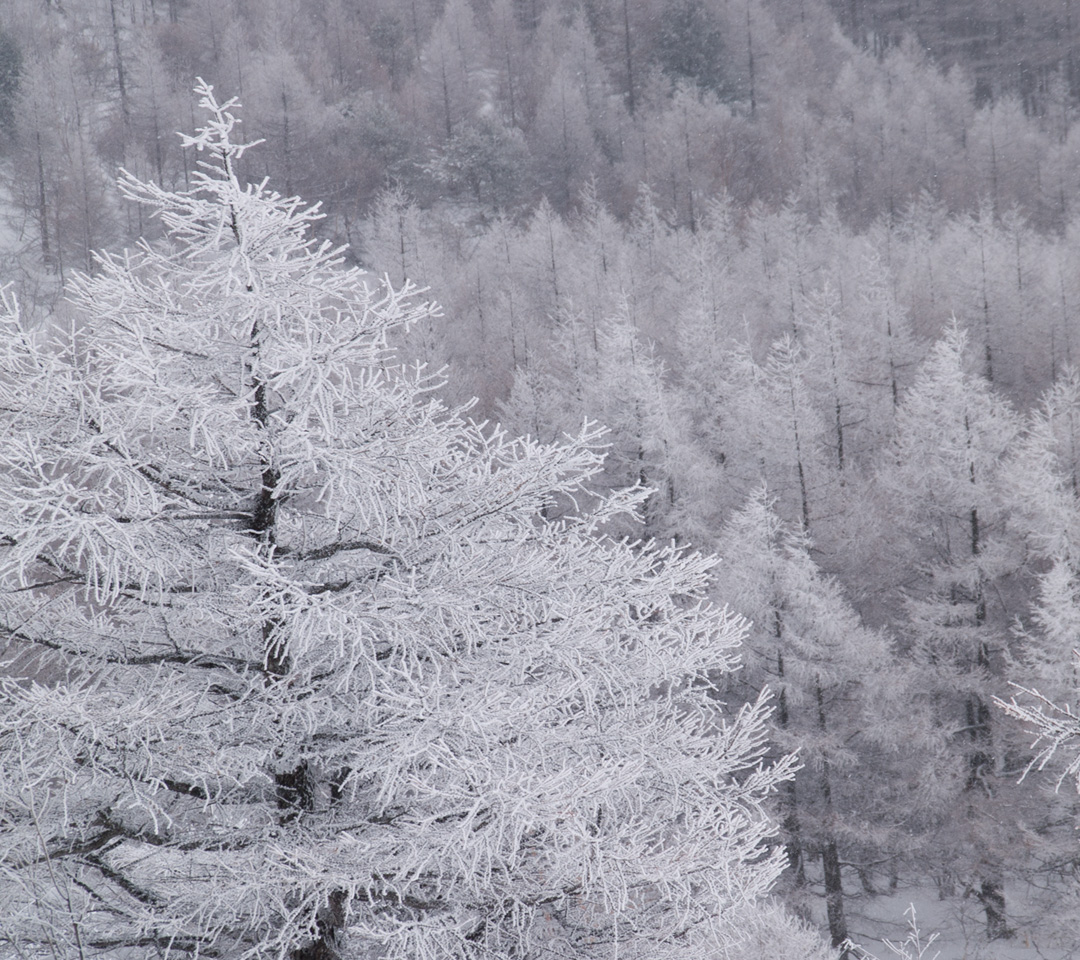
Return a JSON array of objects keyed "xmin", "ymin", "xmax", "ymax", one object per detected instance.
[{"xmin": 0, "ymin": 82, "xmax": 802, "ymax": 960}]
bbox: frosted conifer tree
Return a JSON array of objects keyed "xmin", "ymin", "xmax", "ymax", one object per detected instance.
[
  {"xmin": 0, "ymin": 83, "xmax": 799, "ymax": 960},
  {"xmin": 714, "ymin": 488, "xmax": 937, "ymax": 950},
  {"xmin": 1002, "ymin": 370, "xmax": 1080, "ymax": 698},
  {"xmin": 500, "ymin": 309, "xmax": 720, "ymax": 543},
  {"xmin": 876, "ymin": 323, "xmax": 1029, "ymax": 940}
]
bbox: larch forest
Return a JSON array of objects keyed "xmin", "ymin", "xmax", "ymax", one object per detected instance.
[{"xmin": 5, "ymin": 1, "xmax": 1080, "ymax": 959}]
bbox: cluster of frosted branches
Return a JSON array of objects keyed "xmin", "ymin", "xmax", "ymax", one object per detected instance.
[
  {"xmin": 845, "ymin": 905, "xmax": 941, "ymax": 960},
  {"xmin": 996, "ymin": 678, "xmax": 1080, "ymax": 793}
]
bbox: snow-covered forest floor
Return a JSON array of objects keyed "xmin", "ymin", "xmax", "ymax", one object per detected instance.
[{"xmin": 852, "ymin": 883, "xmax": 1074, "ymax": 960}]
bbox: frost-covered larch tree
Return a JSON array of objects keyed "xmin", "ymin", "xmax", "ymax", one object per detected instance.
[
  {"xmin": 499, "ymin": 308, "xmax": 721, "ymax": 544},
  {"xmin": 713, "ymin": 488, "xmax": 939, "ymax": 950},
  {"xmin": 0, "ymin": 83, "xmax": 801, "ymax": 960},
  {"xmin": 876, "ymin": 323, "xmax": 1029, "ymax": 941}
]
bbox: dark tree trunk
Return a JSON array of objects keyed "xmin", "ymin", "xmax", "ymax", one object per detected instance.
[
  {"xmin": 622, "ymin": 0, "xmax": 635, "ymax": 115},
  {"xmin": 246, "ymin": 301, "xmax": 347, "ymax": 958},
  {"xmin": 746, "ymin": 3, "xmax": 756, "ymax": 116},
  {"xmin": 979, "ymin": 878, "xmax": 1008, "ymax": 940},
  {"xmin": 291, "ymin": 890, "xmax": 348, "ymax": 960},
  {"xmin": 959, "ymin": 439, "xmax": 1004, "ymax": 940},
  {"xmin": 35, "ymin": 131, "xmax": 51, "ymax": 269},
  {"xmin": 822, "ymin": 839, "xmax": 848, "ymax": 949},
  {"xmin": 108, "ymin": 0, "xmax": 130, "ymax": 132},
  {"xmin": 776, "ymin": 628, "xmax": 807, "ymax": 887},
  {"xmin": 817, "ymin": 682, "xmax": 848, "ymax": 949}
]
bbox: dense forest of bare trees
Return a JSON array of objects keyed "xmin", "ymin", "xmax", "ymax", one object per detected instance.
[{"xmin": 6, "ymin": 1, "xmax": 1080, "ymax": 957}]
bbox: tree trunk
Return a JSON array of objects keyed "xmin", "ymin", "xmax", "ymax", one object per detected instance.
[
  {"xmin": 291, "ymin": 890, "xmax": 347, "ymax": 960},
  {"xmin": 979, "ymin": 878, "xmax": 1008, "ymax": 940},
  {"xmin": 746, "ymin": 3, "xmax": 756, "ymax": 116},
  {"xmin": 247, "ymin": 285, "xmax": 345, "ymax": 956},
  {"xmin": 776, "ymin": 632, "xmax": 806, "ymax": 887},
  {"xmin": 621, "ymin": 0, "xmax": 635, "ymax": 115},
  {"xmin": 817, "ymin": 681, "xmax": 848, "ymax": 949},
  {"xmin": 978, "ymin": 231, "xmax": 994, "ymax": 382},
  {"xmin": 822, "ymin": 839, "xmax": 848, "ymax": 949},
  {"xmin": 108, "ymin": 0, "xmax": 130, "ymax": 133},
  {"xmin": 787, "ymin": 380, "xmax": 811, "ymax": 535},
  {"xmin": 960, "ymin": 444, "xmax": 1004, "ymax": 940},
  {"xmin": 34, "ymin": 131, "xmax": 51, "ymax": 270}
]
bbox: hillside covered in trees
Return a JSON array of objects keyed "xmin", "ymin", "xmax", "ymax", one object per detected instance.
[
  {"xmin": 835, "ymin": 0, "xmax": 1080, "ymax": 106},
  {"xmin": 5, "ymin": 0, "xmax": 1080, "ymax": 957}
]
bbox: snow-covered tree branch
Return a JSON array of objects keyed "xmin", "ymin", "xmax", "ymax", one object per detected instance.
[{"xmin": 996, "ymin": 678, "xmax": 1080, "ymax": 793}]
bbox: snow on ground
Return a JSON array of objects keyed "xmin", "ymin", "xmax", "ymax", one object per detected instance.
[{"xmin": 843, "ymin": 878, "xmax": 1076, "ymax": 960}]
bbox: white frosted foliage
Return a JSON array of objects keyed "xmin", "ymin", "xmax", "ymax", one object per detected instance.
[{"xmin": 0, "ymin": 83, "xmax": 796, "ymax": 960}]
